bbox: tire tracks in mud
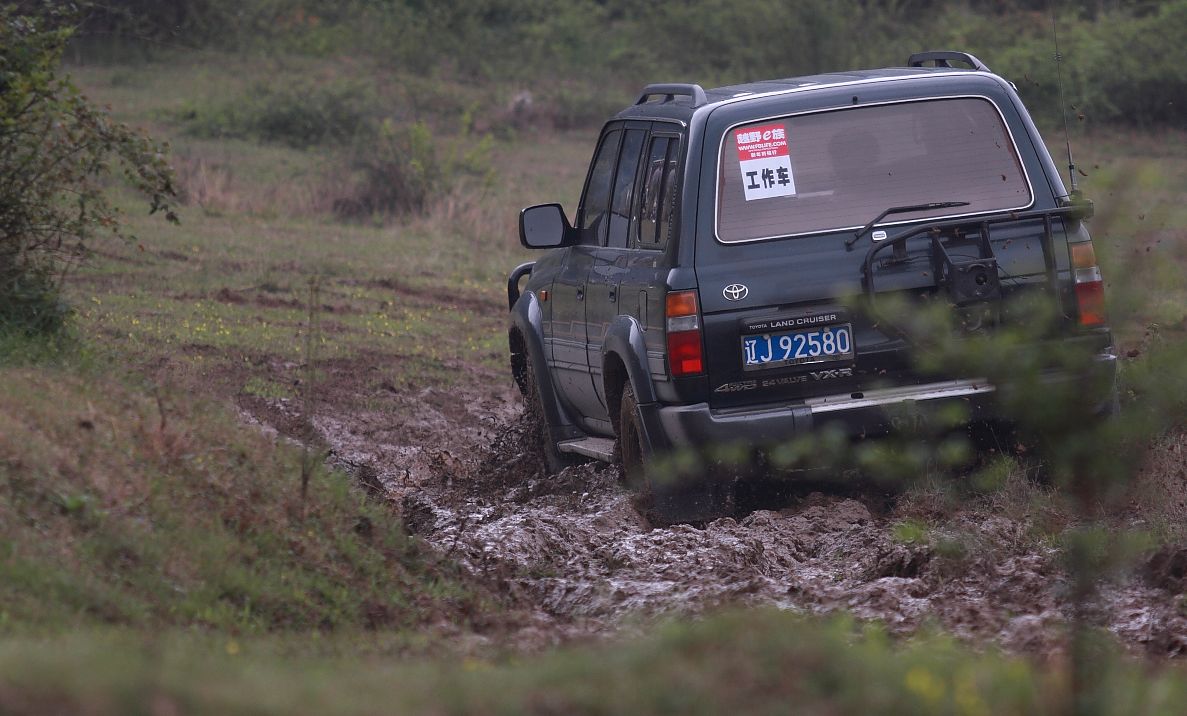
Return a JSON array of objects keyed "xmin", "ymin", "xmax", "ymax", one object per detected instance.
[{"xmin": 303, "ymin": 381, "xmax": 1187, "ymax": 657}]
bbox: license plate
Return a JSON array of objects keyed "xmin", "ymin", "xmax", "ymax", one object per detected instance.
[{"xmin": 741, "ymin": 323, "xmax": 854, "ymax": 370}]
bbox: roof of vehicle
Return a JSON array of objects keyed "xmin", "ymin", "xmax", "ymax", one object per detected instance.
[{"xmin": 616, "ymin": 67, "xmax": 1002, "ymax": 124}]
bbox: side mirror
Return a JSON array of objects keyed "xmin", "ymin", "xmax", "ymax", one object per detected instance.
[{"xmin": 520, "ymin": 203, "xmax": 574, "ymax": 249}]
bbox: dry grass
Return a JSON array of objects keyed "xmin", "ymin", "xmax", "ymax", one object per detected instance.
[
  {"xmin": 1129, "ymin": 430, "xmax": 1187, "ymax": 541},
  {"xmin": 174, "ymin": 154, "xmax": 242, "ymax": 213}
]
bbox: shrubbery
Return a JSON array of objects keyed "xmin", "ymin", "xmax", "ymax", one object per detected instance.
[
  {"xmin": 0, "ymin": 6, "xmax": 176, "ymax": 336},
  {"xmin": 170, "ymin": 75, "xmax": 495, "ymax": 220},
  {"xmin": 333, "ymin": 119, "xmax": 494, "ymax": 220},
  {"xmin": 176, "ymin": 78, "xmax": 378, "ymax": 148},
  {"xmin": 926, "ymin": 1, "xmax": 1187, "ymax": 128},
  {"xmin": 81, "ymin": 0, "xmax": 1187, "ymax": 129}
]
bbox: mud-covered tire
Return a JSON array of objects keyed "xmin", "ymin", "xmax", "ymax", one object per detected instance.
[
  {"xmin": 520, "ymin": 357, "xmax": 571, "ymax": 475},
  {"xmin": 619, "ymin": 382, "xmax": 649, "ymax": 493},
  {"xmin": 619, "ymin": 383, "xmax": 728, "ymax": 526}
]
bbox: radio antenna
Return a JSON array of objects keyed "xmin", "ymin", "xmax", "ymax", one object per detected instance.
[{"xmin": 1051, "ymin": 5, "xmax": 1077, "ymax": 193}]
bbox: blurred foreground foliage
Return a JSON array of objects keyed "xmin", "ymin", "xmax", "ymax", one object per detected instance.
[
  {"xmin": 3, "ymin": 610, "xmax": 1187, "ymax": 715},
  {"xmin": 634, "ymin": 158, "xmax": 1187, "ymax": 711}
]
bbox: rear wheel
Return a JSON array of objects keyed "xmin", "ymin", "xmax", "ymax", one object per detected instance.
[
  {"xmin": 618, "ymin": 382, "xmax": 731, "ymax": 526},
  {"xmin": 520, "ymin": 357, "xmax": 571, "ymax": 474},
  {"xmin": 618, "ymin": 382, "xmax": 649, "ymax": 494}
]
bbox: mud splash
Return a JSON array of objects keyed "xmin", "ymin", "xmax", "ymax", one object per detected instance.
[{"xmin": 257, "ymin": 366, "xmax": 1187, "ymax": 656}]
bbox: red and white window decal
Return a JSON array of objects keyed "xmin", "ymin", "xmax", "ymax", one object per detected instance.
[{"xmin": 735, "ymin": 123, "xmax": 796, "ymax": 201}]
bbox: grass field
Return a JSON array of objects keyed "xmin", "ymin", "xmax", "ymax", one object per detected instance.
[
  {"xmin": 3, "ymin": 48, "xmax": 1187, "ymax": 713},
  {"xmin": 67, "ymin": 56, "xmax": 596, "ymax": 397}
]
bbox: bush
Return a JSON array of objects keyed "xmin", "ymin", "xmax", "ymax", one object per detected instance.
[
  {"xmin": 78, "ymin": 0, "xmax": 238, "ymax": 45},
  {"xmin": 177, "ymin": 78, "xmax": 378, "ymax": 148},
  {"xmin": 0, "ymin": 267, "xmax": 70, "ymax": 336},
  {"xmin": 67, "ymin": 1, "xmax": 1187, "ymax": 131},
  {"xmin": 76, "ymin": 0, "xmax": 365, "ymax": 51},
  {"xmin": 538, "ymin": 85, "xmax": 629, "ymax": 131},
  {"xmin": 630, "ymin": 0, "xmax": 854, "ymax": 81},
  {"xmin": 333, "ymin": 119, "xmax": 494, "ymax": 220},
  {"xmin": 904, "ymin": 1, "xmax": 1187, "ymax": 128},
  {"xmin": 0, "ymin": 5, "xmax": 176, "ymax": 335}
]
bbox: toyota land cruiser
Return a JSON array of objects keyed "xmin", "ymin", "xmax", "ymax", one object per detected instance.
[{"xmin": 507, "ymin": 51, "xmax": 1116, "ymax": 523}]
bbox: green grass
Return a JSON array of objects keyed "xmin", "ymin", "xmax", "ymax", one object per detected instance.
[
  {"xmin": 891, "ymin": 519, "xmax": 930, "ymax": 545},
  {"xmin": 64, "ymin": 53, "xmax": 594, "ymax": 400},
  {"xmin": 0, "ymin": 351, "xmax": 496, "ymax": 637}
]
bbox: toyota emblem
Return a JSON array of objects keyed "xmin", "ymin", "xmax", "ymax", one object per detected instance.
[{"xmin": 723, "ymin": 283, "xmax": 749, "ymax": 301}]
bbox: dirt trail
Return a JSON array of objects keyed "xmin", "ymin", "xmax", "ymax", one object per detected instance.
[{"xmin": 256, "ymin": 367, "xmax": 1187, "ymax": 656}]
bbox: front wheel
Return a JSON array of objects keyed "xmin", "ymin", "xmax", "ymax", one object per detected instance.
[{"xmin": 520, "ymin": 357, "xmax": 572, "ymax": 475}]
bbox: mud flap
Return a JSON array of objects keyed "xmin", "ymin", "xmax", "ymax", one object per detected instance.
[
  {"xmin": 644, "ymin": 462, "xmax": 739, "ymax": 526},
  {"xmin": 634, "ymin": 401, "xmax": 671, "ymax": 456},
  {"xmin": 648, "ymin": 480, "xmax": 730, "ymax": 526},
  {"xmin": 631, "ymin": 400, "xmax": 727, "ymax": 525}
]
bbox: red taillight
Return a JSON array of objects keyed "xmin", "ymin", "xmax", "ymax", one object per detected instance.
[
  {"xmin": 1075, "ymin": 280, "xmax": 1107, "ymax": 327},
  {"xmin": 665, "ymin": 290, "xmax": 704, "ymax": 377},
  {"xmin": 1069, "ymin": 242, "xmax": 1107, "ymax": 328},
  {"xmin": 668, "ymin": 331, "xmax": 704, "ymax": 376}
]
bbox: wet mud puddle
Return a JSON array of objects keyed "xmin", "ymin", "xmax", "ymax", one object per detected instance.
[{"xmin": 309, "ymin": 385, "xmax": 1187, "ymax": 655}]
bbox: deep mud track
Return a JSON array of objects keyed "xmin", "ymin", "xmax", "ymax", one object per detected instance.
[{"xmin": 295, "ymin": 372, "xmax": 1187, "ymax": 656}]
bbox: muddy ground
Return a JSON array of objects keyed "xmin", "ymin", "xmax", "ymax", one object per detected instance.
[{"xmin": 240, "ymin": 356, "xmax": 1187, "ymax": 658}]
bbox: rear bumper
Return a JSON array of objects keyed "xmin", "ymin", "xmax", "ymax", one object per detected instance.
[
  {"xmin": 654, "ymin": 377, "xmax": 997, "ymax": 448},
  {"xmin": 647, "ymin": 351, "xmax": 1117, "ymax": 451}
]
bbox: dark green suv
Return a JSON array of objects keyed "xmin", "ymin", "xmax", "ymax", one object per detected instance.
[{"xmin": 508, "ymin": 51, "xmax": 1116, "ymax": 523}]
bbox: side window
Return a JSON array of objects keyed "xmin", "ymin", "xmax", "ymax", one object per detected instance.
[
  {"xmin": 579, "ymin": 129, "xmax": 622, "ymax": 246},
  {"xmin": 606, "ymin": 129, "xmax": 646, "ymax": 249},
  {"xmin": 637, "ymin": 135, "xmax": 680, "ymax": 249}
]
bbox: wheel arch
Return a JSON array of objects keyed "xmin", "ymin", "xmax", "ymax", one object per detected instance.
[
  {"xmin": 509, "ymin": 292, "xmax": 577, "ymax": 436},
  {"xmin": 602, "ymin": 315, "xmax": 658, "ymax": 437}
]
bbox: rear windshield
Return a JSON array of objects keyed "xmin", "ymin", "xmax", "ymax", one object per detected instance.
[{"xmin": 716, "ymin": 97, "xmax": 1032, "ymax": 243}]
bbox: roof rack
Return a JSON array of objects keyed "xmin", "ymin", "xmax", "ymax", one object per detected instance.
[
  {"xmin": 635, "ymin": 83, "xmax": 708, "ymax": 108},
  {"xmin": 907, "ymin": 51, "xmax": 991, "ymax": 73}
]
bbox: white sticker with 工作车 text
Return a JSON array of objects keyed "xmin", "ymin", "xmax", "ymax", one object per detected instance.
[{"xmin": 735, "ymin": 123, "xmax": 796, "ymax": 201}]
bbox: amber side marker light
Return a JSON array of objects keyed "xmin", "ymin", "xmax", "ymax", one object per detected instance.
[
  {"xmin": 1070, "ymin": 241, "xmax": 1107, "ymax": 327},
  {"xmin": 665, "ymin": 290, "xmax": 704, "ymax": 377}
]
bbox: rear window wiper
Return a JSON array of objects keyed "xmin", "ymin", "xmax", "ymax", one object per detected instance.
[{"xmin": 844, "ymin": 201, "xmax": 970, "ymax": 251}]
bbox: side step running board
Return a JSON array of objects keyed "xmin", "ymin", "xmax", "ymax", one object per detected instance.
[{"xmin": 557, "ymin": 437, "xmax": 617, "ymax": 462}]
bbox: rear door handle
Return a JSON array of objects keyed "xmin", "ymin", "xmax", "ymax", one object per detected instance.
[
  {"xmin": 576, "ymin": 288, "xmax": 584, "ymax": 301},
  {"xmin": 608, "ymin": 289, "xmax": 616, "ymax": 303}
]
